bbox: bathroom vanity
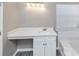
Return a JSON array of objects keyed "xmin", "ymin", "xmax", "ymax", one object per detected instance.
[{"xmin": 8, "ymin": 27, "xmax": 57, "ymax": 56}]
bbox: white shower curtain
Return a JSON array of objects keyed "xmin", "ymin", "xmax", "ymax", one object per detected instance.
[{"xmin": 56, "ymin": 4, "xmax": 79, "ymax": 31}]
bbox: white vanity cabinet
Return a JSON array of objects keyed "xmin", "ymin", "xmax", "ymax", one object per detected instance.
[
  {"xmin": 7, "ymin": 27, "xmax": 57, "ymax": 56},
  {"xmin": 33, "ymin": 37, "xmax": 56, "ymax": 56}
]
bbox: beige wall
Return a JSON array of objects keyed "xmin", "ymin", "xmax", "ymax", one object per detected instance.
[
  {"xmin": 3, "ymin": 2, "xmax": 20, "ymax": 56},
  {"xmin": 3, "ymin": 3, "xmax": 21, "ymax": 32},
  {"xmin": 18, "ymin": 3, "xmax": 56, "ymax": 28}
]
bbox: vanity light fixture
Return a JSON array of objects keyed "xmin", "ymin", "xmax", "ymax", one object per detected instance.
[
  {"xmin": 26, "ymin": 3, "xmax": 46, "ymax": 11},
  {"xmin": 26, "ymin": 3, "xmax": 45, "ymax": 8}
]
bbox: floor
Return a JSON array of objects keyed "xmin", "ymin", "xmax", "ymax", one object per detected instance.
[{"xmin": 15, "ymin": 50, "xmax": 61, "ymax": 56}]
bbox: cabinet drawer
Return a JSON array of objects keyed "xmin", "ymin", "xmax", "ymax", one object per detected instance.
[{"xmin": 34, "ymin": 37, "xmax": 56, "ymax": 40}]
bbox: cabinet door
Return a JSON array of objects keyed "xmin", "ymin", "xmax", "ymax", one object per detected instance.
[
  {"xmin": 33, "ymin": 37, "xmax": 56, "ymax": 56},
  {"xmin": 45, "ymin": 37, "xmax": 56, "ymax": 56},
  {"xmin": 33, "ymin": 38, "xmax": 45, "ymax": 56}
]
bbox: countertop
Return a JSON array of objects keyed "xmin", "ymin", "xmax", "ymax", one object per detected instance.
[{"xmin": 8, "ymin": 27, "xmax": 57, "ymax": 39}]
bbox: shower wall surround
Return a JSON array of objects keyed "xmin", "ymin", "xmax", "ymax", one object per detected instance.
[{"xmin": 56, "ymin": 4, "xmax": 79, "ymax": 31}]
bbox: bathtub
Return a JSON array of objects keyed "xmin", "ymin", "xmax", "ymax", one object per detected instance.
[{"xmin": 58, "ymin": 30, "xmax": 79, "ymax": 56}]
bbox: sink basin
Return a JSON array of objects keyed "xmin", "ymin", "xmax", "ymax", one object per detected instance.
[
  {"xmin": 42, "ymin": 28, "xmax": 47, "ymax": 31},
  {"xmin": 38, "ymin": 28, "xmax": 57, "ymax": 36}
]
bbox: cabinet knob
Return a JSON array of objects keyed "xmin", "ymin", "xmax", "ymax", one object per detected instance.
[{"xmin": 43, "ymin": 43, "xmax": 47, "ymax": 46}]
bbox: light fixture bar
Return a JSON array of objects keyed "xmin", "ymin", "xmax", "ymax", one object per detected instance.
[{"xmin": 26, "ymin": 3, "xmax": 45, "ymax": 8}]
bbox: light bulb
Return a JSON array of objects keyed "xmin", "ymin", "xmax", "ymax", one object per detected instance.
[
  {"xmin": 41, "ymin": 4, "xmax": 44, "ymax": 7},
  {"xmin": 36, "ymin": 4, "xmax": 40, "ymax": 7},
  {"xmin": 26, "ymin": 3, "xmax": 31, "ymax": 7},
  {"xmin": 31, "ymin": 3, "xmax": 36, "ymax": 7}
]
